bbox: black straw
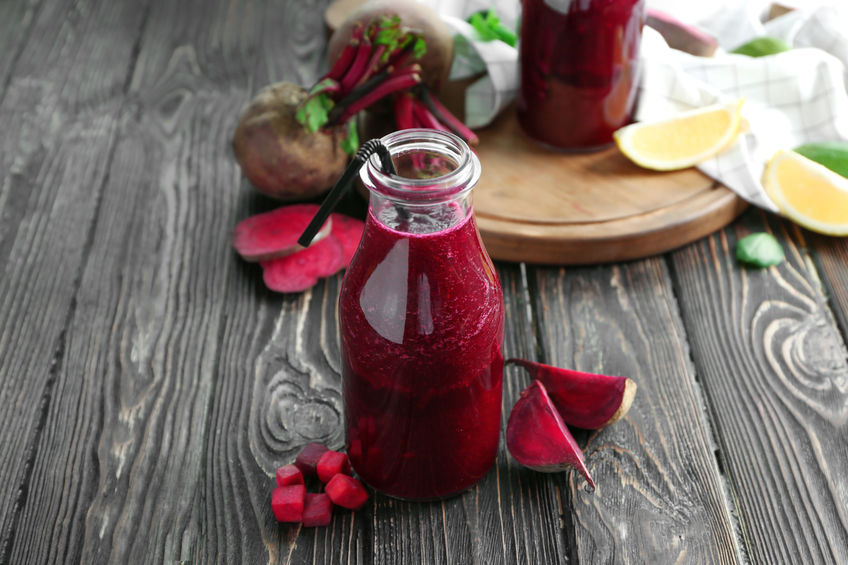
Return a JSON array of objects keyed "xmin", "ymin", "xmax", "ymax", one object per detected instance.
[{"xmin": 298, "ymin": 139, "xmax": 396, "ymax": 247}]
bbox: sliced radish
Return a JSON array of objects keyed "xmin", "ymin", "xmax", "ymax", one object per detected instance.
[{"xmin": 233, "ymin": 204, "xmax": 331, "ymax": 262}]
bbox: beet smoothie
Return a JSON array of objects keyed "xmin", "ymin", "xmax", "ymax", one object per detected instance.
[
  {"xmin": 517, "ymin": 0, "xmax": 645, "ymax": 149},
  {"xmin": 339, "ymin": 130, "xmax": 504, "ymax": 499}
]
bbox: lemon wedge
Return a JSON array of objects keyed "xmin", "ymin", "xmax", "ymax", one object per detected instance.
[
  {"xmin": 614, "ymin": 99, "xmax": 744, "ymax": 171},
  {"xmin": 763, "ymin": 150, "xmax": 848, "ymax": 236}
]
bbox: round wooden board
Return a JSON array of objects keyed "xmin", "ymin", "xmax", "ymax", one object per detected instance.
[{"xmin": 475, "ymin": 110, "xmax": 748, "ymax": 264}]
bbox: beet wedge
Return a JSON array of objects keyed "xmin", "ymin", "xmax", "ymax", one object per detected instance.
[
  {"xmin": 506, "ymin": 358, "xmax": 636, "ymax": 429},
  {"xmin": 506, "ymin": 380, "xmax": 595, "ymax": 491},
  {"xmin": 233, "ymin": 204, "xmax": 332, "ymax": 262}
]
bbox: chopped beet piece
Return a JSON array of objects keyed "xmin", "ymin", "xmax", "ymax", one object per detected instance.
[
  {"xmin": 325, "ymin": 474, "xmax": 369, "ymax": 510},
  {"xmin": 260, "ymin": 236, "xmax": 344, "ymax": 293},
  {"xmin": 233, "ymin": 204, "xmax": 332, "ymax": 262},
  {"xmin": 294, "ymin": 443, "xmax": 330, "ymax": 476},
  {"xmin": 317, "ymin": 450, "xmax": 352, "ymax": 483},
  {"xmin": 302, "ymin": 493, "xmax": 333, "ymax": 527},
  {"xmin": 271, "ymin": 484, "xmax": 306, "ymax": 522},
  {"xmin": 275, "ymin": 464, "xmax": 304, "ymax": 487}
]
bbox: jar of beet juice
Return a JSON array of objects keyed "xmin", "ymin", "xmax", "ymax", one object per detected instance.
[
  {"xmin": 517, "ymin": 0, "xmax": 645, "ymax": 150},
  {"xmin": 339, "ymin": 129, "xmax": 504, "ymax": 500}
]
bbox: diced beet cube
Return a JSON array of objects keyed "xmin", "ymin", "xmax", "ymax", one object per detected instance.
[
  {"xmin": 302, "ymin": 493, "xmax": 333, "ymax": 527},
  {"xmin": 271, "ymin": 485, "xmax": 306, "ymax": 522},
  {"xmin": 317, "ymin": 450, "xmax": 351, "ymax": 483},
  {"xmin": 275, "ymin": 464, "xmax": 304, "ymax": 487},
  {"xmin": 294, "ymin": 442, "xmax": 329, "ymax": 476},
  {"xmin": 325, "ymin": 475, "xmax": 369, "ymax": 510}
]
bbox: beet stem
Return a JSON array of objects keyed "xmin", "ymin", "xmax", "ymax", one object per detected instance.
[
  {"xmin": 336, "ymin": 73, "xmax": 421, "ymax": 124},
  {"xmin": 327, "ymin": 39, "xmax": 359, "ymax": 82},
  {"xmin": 411, "ymin": 97, "xmax": 450, "ymax": 132},
  {"xmin": 355, "ymin": 44, "xmax": 387, "ymax": 88},
  {"xmin": 340, "ymin": 40, "xmax": 374, "ymax": 94},
  {"xmin": 393, "ymin": 93, "xmax": 415, "ymax": 130},
  {"xmin": 419, "ymin": 87, "xmax": 479, "ymax": 145}
]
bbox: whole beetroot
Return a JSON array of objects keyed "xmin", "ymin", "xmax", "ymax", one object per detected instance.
[{"xmin": 233, "ymin": 82, "xmax": 348, "ymax": 201}]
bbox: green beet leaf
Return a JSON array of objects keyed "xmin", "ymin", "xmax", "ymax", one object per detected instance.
[{"xmin": 736, "ymin": 233, "xmax": 785, "ymax": 267}]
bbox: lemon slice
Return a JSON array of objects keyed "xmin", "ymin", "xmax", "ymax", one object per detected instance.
[
  {"xmin": 614, "ymin": 99, "xmax": 744, "ymax": 171},
  {"xmin": 763, "ymin": 150, "xmax": 848, "ymax": 236}
]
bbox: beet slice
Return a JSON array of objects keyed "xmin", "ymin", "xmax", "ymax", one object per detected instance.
[
  {"xmin": 271, "ymin": 484, "xmax": 306, "ymax": 522},
  {"xmin": 275, "ymin": 464, "xmax": 304, "ymax": 487},
  {"xmin": 316, "ymin": 450, "xmax": 352, "ymax": 483},
  {"xmin": 261, "ymin": 236, "xmax": 344, "ymax": 293},
  {"xmin": 325, "ymin": 474, "xmax": 369, "ymax": 510},
  {"xmin": 506, "ymin": 380, "xmax": 595, "ymax": 491},
  {"xmin": 233, "ymin": 204, "xmax": 332, "ymax": 262},
  {"xmin": 294, "ymin": 442, "xmax": 330, "ymax": 477},
  {"xmin": 302, "ymin": 493, "xmax": 333, "ymax": 527},
  {"xmin": 507, "ymin": 358, "xmax": 637, "ymax": 429},
  {"xmin": 329, "ymin": 212, "xmax": 364, "ymax": 266}
]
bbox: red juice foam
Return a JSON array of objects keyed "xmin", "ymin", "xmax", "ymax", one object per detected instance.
[
  {"xmin": 517, "ymin": 0, "xmax": 645, "ymax": 149},
  {"xmin": 339, "ymin": 203, "xmax": 504, "ymax": 500}
]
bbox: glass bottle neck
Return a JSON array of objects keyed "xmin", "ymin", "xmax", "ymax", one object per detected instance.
[{"xmin": 359, "ymin": 129, "xmax": 481, "ymax": 235}]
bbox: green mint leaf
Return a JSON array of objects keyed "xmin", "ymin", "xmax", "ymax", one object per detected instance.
[
  {"xmin": 341, "ymin": 120, "xmax": 359, "ymax": 155},
  {"xmin": 736, "ymin": 233, "xmax": 785, "ymax": 267}
]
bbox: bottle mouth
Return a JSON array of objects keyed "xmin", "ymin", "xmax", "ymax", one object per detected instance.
[{"xmin": 361, "ymin": 129, "xmax": 481, "ymax": 204}]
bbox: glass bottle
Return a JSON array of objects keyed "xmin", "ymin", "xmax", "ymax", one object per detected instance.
[
  {"xmin": 339, "ymin": 129, "xmax": 504, "ymax": 499},
  {"xmin": 517, "ymin": 0, "xmax": 645, "ymax": 150}
]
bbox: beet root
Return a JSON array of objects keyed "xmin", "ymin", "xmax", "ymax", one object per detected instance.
[
  {"xmin": 233, "ymin": 204, "xmax": 332, "ymax": 262},
  {"xmin": 507, "ymin": 359, "xmax": 636, "ymax": 429},
  {"xmin": 233, "ymin": 82, "xmax": 348, "ymax": 201},
  {"xmin": 294, "ymin": 443, "xmax": 330, "ymax": 477},
  {"xmin": 271, "ymin": 484, "xmax": 306, "ymax": 522},
  {"xmin": 275, "ymin": 464, "xmax": 304, "ymax": 488},
  {"xmin": 317, "ymin": 450, "xmax": 352, "ymax": 483},
  {"xmin": 327, "ymin": 0, "xmax": 453, "ymax": 92},
  {"xmin": 261, "ymin": 236, "xmax": 345, "ymax": 293},
  {"xmin": 302, "ymin": 493, "xmax": 333, "ymax": 527},
  {"xmin": 506, "ymin": 380, "xmax": 595, "ymax": 491},
  {"xmin": 325, "ymin": 474, "xmax": 370, "ymax": 510},
  {"xmin": 329, "ymin": 212, "xmax": 365, "ymax": 265}
]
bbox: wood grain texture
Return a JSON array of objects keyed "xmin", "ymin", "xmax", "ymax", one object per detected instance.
[
  {"xmin": 0, "ymin": 0, "xmax": 42, "ymax": 100},
  {"xmin": 810, "ymin": 234, "xmax": 848, "ymax": 340},
  {"xmin": 0, "ymin": 0, "xmax": 150, "ymax": 559},
  {"xmin": 4, "ymin": 0, "xmax": 262, "ymax": 562},
  {"xmin": 670, "ymin": 209, "xmax": 848, "ymax": 564},
  {"xmin": 531, "ymin": 260, "xmax": 743, "ymax": 564}
]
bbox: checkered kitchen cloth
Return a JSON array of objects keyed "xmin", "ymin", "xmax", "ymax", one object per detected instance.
[{"xmin": 429, "ymin": 1, "xmax": 848, "ymax": 212}]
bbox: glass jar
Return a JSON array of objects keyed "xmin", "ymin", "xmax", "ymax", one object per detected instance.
[
  {"xmin": 517, "ymin": 0, "xmax": 645, "ymax": 150},
  {"xmin": 339, "ymin": 129, "xmax": 504, "ymax": 500}
]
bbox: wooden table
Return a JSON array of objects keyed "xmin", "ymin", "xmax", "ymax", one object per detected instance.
[{"xmin": 2, "ymin": 0, "xmax": 847, "ymax": 563}]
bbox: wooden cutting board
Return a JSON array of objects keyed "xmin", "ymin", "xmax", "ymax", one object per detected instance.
[{"xmin": 474, "ymin": 110, "xmax": 748, "ymax": 264}]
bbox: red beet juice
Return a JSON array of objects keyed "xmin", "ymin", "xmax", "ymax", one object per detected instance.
[
  {"xmin": 517, "ymin": 0, "xmax": 645, "ymax": 149},
  {"xmin": 339, "ymin": 130, "xmax": 504, "ymax": 499}
]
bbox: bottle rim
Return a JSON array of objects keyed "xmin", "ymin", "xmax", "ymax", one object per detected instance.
[{"xmin": 360, "ymin": 129, "xmax": 481, "ymax": 204}]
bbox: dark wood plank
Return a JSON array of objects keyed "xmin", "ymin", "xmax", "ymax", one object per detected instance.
[
  {"xmin": 810, "ymin": 234, "xmax": 848, "ymax": 339},
  {"xmin": 0, "ymin": 0, "xmax": 42, "ymax": 100},
  {"xmin": 0, "ymin": 0, "xmax": 150, "ymax": 558},
  {"xmin": 670, "ymin": 209, "xmax": 848, "ymax": 564},
  {"xmin": 4, "ymin": 0, "xmax": 271, "ymax": 562},
  {"xmin": 531, "ymin": 259, "xmax": 743, "ymax": 564}
]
